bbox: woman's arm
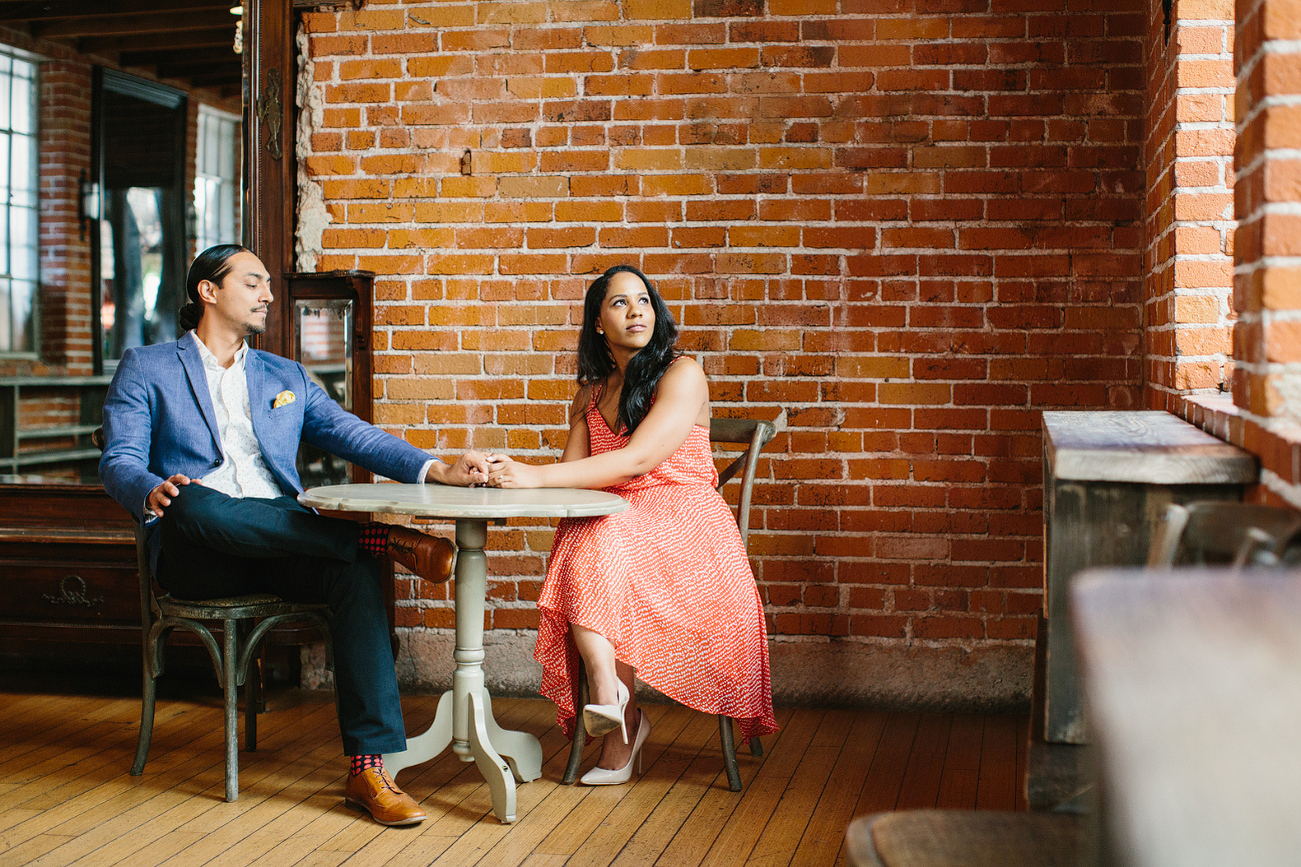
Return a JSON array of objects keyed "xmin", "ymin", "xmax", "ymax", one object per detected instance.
[
  {"xmin": 559, "ymin": 385, "xmax": 593, "ymax": 464},
  {"xmin": 488, "ymin": 359, "xmax": 708, "ymax": 489}
]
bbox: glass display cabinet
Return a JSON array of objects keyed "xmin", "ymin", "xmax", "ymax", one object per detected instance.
[{"xmin": 287, "ymin": 270, "xmax": 375, "ymax": 488}]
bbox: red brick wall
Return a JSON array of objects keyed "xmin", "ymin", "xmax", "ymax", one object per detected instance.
[
  {"xmin": 302, "ymin": 0, "xmax": 1147, "ymax": 702},
  {"xmin": 1199, "ymin": 0, "xmax": 1301, "ymax": 506},
  {"xmin": 36, "ymin": 61, "xmax": 94, "ymax": 376},
  {"xmin": 1135, "ymin": 0, "xmax": 1301, "ymax": 512},
  {"xmin": 1142, "ymin": 0, "xmax": 1236, "ymax": 408}
]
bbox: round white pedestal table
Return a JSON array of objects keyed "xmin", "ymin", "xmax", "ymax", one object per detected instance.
[{"xmin": 298, "ymin": 483, "xmax": 628, "ymax": 824}]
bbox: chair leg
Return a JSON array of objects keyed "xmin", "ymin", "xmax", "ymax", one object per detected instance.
[
  {"xmin": 245, "ymin": 642, "xmax": 263, "ymax": 753},
  {"xmin": 718, "ymin": 715, "xmax": 742, "ymax": 792},
  {"xmin": 245, "ymin": 669, "xmax": 259, "ymax": 753},
  {"xmin": 750, "ymin": 736, "xmax": 763, "ymax": 757},
  {"xmin": 563, "ymin": 658, "xmax": 589, "ymax": 785},
  {"xmin": 131, "ymin": 664, "xmax": 159, "ymax": 776},
  {"xmin": 222, "ymin": 618, "xmax": 239, "ymax": 802}
]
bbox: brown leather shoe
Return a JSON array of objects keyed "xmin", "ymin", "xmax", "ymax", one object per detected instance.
[
  {"xmin": 386, "ymin": 527, "xmax": 456, "ymax": 583},
  {"xmin": 344, "ymin": 767, "xmax": 427, "ymax": 826}
]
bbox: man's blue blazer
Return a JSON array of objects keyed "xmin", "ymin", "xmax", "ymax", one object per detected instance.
[{"xmin": 99, "ymin": 331, "xmax": 431, "ymax": 564}]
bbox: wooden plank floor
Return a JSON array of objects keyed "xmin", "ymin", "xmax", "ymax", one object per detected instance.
[{"xmin": 0, "ymin": 672, "xmax": 1028, "ymax": 866}]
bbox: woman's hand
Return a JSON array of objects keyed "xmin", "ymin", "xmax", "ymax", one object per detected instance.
[{"xmin": 485, "ymin": 454, "xmax": 543, "ymax": 489}]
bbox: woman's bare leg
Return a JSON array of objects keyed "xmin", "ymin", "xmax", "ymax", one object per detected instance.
[
  {"xmin": 572, "ymin": 623, "xmax": 620, "ymax": 706},
  {"xmin": 572, "ymin": 623, "xmax": 639, "ymax": 770}
]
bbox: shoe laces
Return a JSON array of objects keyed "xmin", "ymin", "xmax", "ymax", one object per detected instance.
[
  {"xmin": 374, "ymin": 767, "xmax": 402, "ymax": 795},
  {"xmin": 388, "ymin": 535, "xmax": 419, "ymax": 557}
]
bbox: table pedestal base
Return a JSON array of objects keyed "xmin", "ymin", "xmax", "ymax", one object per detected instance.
[
  {"xmin": 384, "ymin": 688, "xmax": 542, "ymax": 823},
  {"xmin": 382, "ymin": 517, "xmax": 543, "ymax": 824}
]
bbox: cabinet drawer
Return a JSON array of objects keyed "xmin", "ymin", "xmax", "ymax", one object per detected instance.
[{"xmin": 2, "ymin": 561, "xmax": 139, "ymax": 625}]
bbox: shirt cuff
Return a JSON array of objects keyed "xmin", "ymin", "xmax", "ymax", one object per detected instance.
[{"xmin": 417, "ymin": 458, "xmax": 438, "ymax": 484}]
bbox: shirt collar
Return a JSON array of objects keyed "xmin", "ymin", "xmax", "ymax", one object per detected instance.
[{"xmin": 193, "ymin": 331, "xmax": 248, "ymax": 373}]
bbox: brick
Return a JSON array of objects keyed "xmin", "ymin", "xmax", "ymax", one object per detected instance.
[{"xmin": 273, "ymin": 0, "xmax": 1171, "ymax": 656}]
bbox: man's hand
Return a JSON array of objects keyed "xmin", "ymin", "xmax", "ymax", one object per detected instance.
[
  {"xmin": 427, "ymin": 450, "xmax": 490, "ymax": 487},
  {"xmin": 485, "ymin": 455, "xmax": 543, "ymax": 489},
  {"xmin": 146, "ymin": 474, "xmax": 202, "ymax": 518}
]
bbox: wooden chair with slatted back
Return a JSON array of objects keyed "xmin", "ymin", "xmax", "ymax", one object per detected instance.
[
  {"xmin": 93, "ymin": 427, "xmax": 332, "ymax": 802},
  {"xmin": 1146, "ymin": 501, "xmax": 1301, "ymax": 568},
  {"xmin": 561, "ymin": 416, "xmax": 777, "ymax": 791}
]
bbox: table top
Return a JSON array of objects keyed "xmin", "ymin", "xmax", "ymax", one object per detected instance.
[
  {"xmin": 299, "ymin": 482, "xmax": 628, "ymax": 520},
  {"xmin": 1042, "ymin": 410, "xmax": 1256, "ymax": 485},
  {"xmin": 1073, "ymin": 567, "xmax": 1301, "ymax": 867}
]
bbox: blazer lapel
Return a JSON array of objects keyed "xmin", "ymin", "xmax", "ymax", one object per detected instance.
[
  {"xmin": 177, "ymin": 331, "xmax": 222, "ymax": 452},
  {"xmin": 245, "ymin": 350, "xmax": 268, "ymax": 440}
]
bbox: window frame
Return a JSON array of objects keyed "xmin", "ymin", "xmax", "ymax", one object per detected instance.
[
  {"xmin": 193, "ymin": 103, "xmax": 241, "ymax": 254},
  {"xmin": 0, "ymin": 46, "xmax": 42, "ymax": 359}
]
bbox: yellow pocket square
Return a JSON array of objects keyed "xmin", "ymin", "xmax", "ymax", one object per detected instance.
[{"xmin": 272, "ymin": 390, "xmax": 296, "ymax": 409}]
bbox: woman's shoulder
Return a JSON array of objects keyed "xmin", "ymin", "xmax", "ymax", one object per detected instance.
[
  {"xmin": 569, "ymin": 382, "xmax": 596, "ymax": 422},
  {"xmin": 660, "ymin": 355, "xmax": 706, "ymax": 387}
]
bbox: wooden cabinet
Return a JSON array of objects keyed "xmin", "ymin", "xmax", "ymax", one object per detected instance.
[
  {"xmin": 1039, "ymin": 411, "xmax": 1257, "ymax": 744},
  {"xmin": 0, "ymin": 485, "xmax": 139, "ymax": 653}
]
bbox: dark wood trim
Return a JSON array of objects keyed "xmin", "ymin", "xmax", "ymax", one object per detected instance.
[{"xmin": 244, "ymin": 0, "xmax": 296, "ymax": 358}]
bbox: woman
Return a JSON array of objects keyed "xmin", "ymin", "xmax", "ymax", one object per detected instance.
[{"xmin": 486, "ymin": 264, "xmax": 777, "ymax": 785}]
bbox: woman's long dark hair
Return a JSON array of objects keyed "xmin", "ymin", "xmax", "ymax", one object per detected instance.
[
  {"xmin": 576, "ymin": 264, "xmax": 679, "ymax": 435},
  {"xmin": 177, "ymin": 243, "xmax": 250, "ymax": 333}
]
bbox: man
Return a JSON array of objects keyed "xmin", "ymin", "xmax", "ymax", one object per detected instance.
[{"xmin": 99, "ymin": 244, "xmax": 483, "ymax": 826}]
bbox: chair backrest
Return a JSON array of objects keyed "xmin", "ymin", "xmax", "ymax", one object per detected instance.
[
  {"xmin": 1147, "ymin": 501, "xmax": 1301, "ymax": 567},
  {"xmin": 709, "ymin": 417, "xmax": 776, "ymax": 549}
]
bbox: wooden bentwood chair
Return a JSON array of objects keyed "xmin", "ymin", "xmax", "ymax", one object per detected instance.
[
  {"xmin": 128, "ymin": 522, "xmax": 332, "ymax": 802},
  {"xmin": 561, "ymin": 416, "xmax": 777, "ymax": 791},
  {"xmin": 94, "ymin": 429, "xmax": 332, "ymax": 802}
]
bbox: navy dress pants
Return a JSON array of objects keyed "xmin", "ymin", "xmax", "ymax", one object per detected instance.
[{"xmin": 154, "ymin": 483, "xmax": 406, "ymax": 756}]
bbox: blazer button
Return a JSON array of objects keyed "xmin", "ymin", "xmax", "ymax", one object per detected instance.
[{"xmin": 213, "ymin": 458, "xmax": 222, "ymax": 466}]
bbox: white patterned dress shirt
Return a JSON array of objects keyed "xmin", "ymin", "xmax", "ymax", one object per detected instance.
[{"xmin": 195, "ymin": 336, "xmax": 284, "ymax": 500}]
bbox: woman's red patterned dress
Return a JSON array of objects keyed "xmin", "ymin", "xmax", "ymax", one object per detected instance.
[{"xmin": 534, "ymin": 391, "xmax": 778, "ymax": 741}]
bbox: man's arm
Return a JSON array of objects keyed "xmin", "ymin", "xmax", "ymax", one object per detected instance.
[
  {"xmin": 299, "ymin": 376, "xmax": 486, "ymax": 485},
  {"xmin": 99, "ymin": 349, "xmax": 169, "ymax": 523}
]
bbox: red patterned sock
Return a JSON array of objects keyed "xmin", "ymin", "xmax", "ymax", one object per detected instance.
[
  {"xmin": 350, "ymin": 754, "xmax": 383, "ymax": 776},
  {"xmin": 357, "ymin": 522, "xmax": 390, "ymax": 556}
]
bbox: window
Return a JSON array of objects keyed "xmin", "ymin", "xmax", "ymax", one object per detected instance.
[
  {"xmin": 0, "ymin": 50, "xmax": 38, "ymax": 354},
  {"xmin": 94, "ymin": 70, "xmax": 187, "ymax": 367},
  {"xmin": 193, "ymin": 105, "xmax": 240, "ymax": 252}
]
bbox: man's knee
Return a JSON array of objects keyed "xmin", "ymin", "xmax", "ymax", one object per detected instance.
[{"xmin": 159, "ymin": 482, "xmax": 216, "ymax": 539}]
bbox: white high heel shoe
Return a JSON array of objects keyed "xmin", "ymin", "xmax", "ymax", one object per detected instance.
[
  {"xmin": 582, "ymin": 679, "xmax": 630, "ymax": 742},
  {"xmin": 580, "ymin": 709, "xmax": 652, "ymax": 786}
]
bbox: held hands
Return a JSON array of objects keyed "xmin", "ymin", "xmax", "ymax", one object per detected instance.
[
  {"xmin": 146, "ymin": 473, "xmax": 202, "ymax": 518},
  {"xmin": 429, "ymin": 450, "xmax": 490, "ymax": 487},
  {"xmin": 484, "ymin": 454, "xmax": 542, "ymax": 489}
]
